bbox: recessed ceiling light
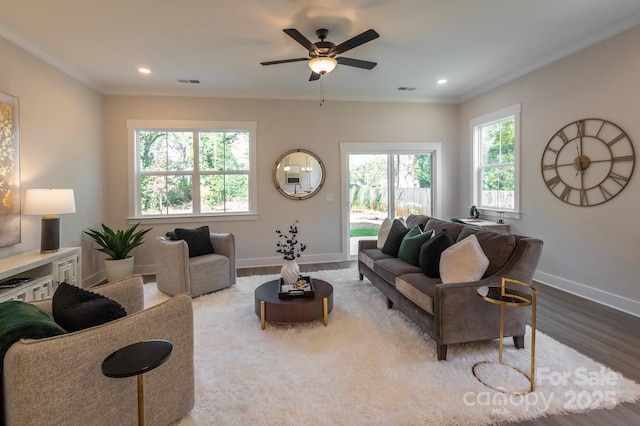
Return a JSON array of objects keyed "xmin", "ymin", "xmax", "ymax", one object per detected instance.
[
  {"xmin": 437, "ymin": 79, "xmax": 448, "ymax": 85},
  {"xmin": 138, "ymin": 67, "xmax": 151, "ymax": 75}
]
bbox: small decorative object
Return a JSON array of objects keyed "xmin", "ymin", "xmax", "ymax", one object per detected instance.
[
  {"xmin": 469, "ymin": 205, "xmax": 479, "ymax": 219},
  {"xmin": 496, "ymin": 211, "xmax": 505, "ymax": 224},
  {"xmin": 280, "ymin": 259, "xmax": 300, "ymax": 286},
  {"xmin": 279, "ymin": 276, "xmax": 315, "ymax": 299},
  {"xmin": 276, "ymin": 220, "xmax": 307, "ymax": 285}
]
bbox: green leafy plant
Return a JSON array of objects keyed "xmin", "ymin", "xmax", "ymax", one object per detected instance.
[{"xmin": 84, "ymin": 223, "xmax": 151, "ymax": 260}]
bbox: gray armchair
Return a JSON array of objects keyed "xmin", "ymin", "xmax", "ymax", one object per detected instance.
[
  {"xmin": 154, "ymin": 232, "xmax": 236, "ymax": 297},
  {"xmin": 3, "ymin": 275, "xmax": 194, "ymax": 425}
]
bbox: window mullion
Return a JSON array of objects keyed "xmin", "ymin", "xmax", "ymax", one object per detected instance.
[{"xmin": 192, "ymin": 131, "xmax": 201, "ymax": 215}]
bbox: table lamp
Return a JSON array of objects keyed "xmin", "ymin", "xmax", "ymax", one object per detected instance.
[{"xmin": 24, "ymin": 189, "xmax": 76, "ymax": 253}]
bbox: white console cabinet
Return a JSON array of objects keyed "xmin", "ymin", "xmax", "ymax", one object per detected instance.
[{"xmin": 0, "ymin": 247, "xmax": 81, "ymax": 303}]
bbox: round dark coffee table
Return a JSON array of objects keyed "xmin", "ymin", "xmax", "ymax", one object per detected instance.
[{"xmin": 254, "ymin": 278, "xmax": 334, "ymax": 329}]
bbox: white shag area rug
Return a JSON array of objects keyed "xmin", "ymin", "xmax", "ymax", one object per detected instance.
[{"xmin": 144, "ymin": 267, "xmax": 640, "ymax": 425}]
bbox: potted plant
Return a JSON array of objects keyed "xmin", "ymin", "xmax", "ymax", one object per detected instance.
[{"xmin": 84, "ymin": 223, "xmax": 151, "ymax": 282}]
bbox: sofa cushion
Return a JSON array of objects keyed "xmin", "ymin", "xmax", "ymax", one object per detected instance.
[
  {"xmin": 419, "ymin": 229, "xmax": 455, "ymax": 278},
  {"xmin": 457, "ymin": 227, "xmax": 516, "ymax": 277},
  {"xmin": 439, "ymin": 234, "xmax": 489, "ymax": 284},
  {"xmin": 376, "ymin": 217, "xmax": 393, "ymax": 249},
  {"xmin": 395, "ymin": 273, "xmax": 440, "ymax": 315},
  {"xmin": 398, "ymin": 227, "xmax": 434, "ymax": 266},
  {"xmin": 405, "ymin": 214, "xmax": 430, "ymax": 230},
  {"xmin": 53, "ymin": 282, "xmax": 127, "ymax": 332},
  {"xmin": 359, "ymin": 248, "xmax": 394, "ymax": 270},
  {"xmin": 175, "ymin": 225, "xmax": 214, "ymax": 258},
  {"xmin": 381, "ymin": 219, "xmax": 410, "ymax": 257},
  {"xmin": 0, "ymin": 301, "xmax": 67, "ymax": 373},
  {"xmin": 374, "ymin": 258, "xmax": 422, "ymax": 286},
  {"xmin": 424, "ymin": 217, "xmax": 464, "ymax": 240}
]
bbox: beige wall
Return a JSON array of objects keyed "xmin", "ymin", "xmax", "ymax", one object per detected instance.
[
  {"xmin": 458, "ymin": 25, "xmax": 640, "ymax": 315},
  {"xmin": 0, "ymin": 36, "xmax": 105, "ymax": 284},
  {"xmin": 103, "ymin": 97, "xmax": 458, "ymax": 272},
  {"xmin": 4, "ymin": 21, "xmax": 639, "ymax": 315}
]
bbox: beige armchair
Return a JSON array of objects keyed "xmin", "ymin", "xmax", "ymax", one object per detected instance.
[
  {"xmin": 3, "ymin": 275, "xmax": 194, "ymax": 426},
  {"xmin": 155, "ymin": 232, "xmax": 236, "ymax": 297}
]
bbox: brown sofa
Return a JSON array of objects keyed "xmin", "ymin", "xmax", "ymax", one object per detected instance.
[{"xmin": 358, "ymin": 215, "xmax": 543, "ymax": 361}]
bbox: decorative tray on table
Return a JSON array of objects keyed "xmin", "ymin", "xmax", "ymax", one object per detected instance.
[{"xmin": 278, "ymin": 276, "xmax": 315, "ymax": 299}]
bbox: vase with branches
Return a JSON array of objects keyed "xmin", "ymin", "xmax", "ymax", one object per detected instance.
[{"xmin": 276, "ymin": 221, "xmax": 307, "ymax": 284}]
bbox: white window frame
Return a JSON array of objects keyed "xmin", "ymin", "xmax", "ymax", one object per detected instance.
[
  {"xmin": 470, "ymin": 104, "xmax": 521, "ymax": 218},
  {"xmin": 127, "ymin": 119, "xmax": 258, "ymax": 224}
]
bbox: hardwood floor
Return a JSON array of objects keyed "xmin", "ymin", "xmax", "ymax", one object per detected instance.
[
  {"xmin": 237, "ymin": 262, "xmax": 640, "ymax": 425},
  {"xmin": 518, "ymin": 282, "xmax": 640, "ymax": 425}
]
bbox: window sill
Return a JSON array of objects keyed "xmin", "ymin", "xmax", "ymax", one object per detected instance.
[
  {"xmin": 128, "ymin": 213, "xmax": 258, "ymax": 225},
  {"xmin": 477, "ymin": 208, "xmax": 521, "ymax": 221}
]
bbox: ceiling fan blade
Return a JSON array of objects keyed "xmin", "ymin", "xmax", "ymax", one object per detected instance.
[
  {"xmin": 333, "ymin": 29, "xmax": 379, "ymax": 55},
  {"xmin": 261, "ymin": 58, "xmax": 309, "ymax": 66},
  {"xmin": 336, "ymin": 57, "xmax": 377, "ymax": 70},
  {"xmin": 283, "ymin": 28, "xmax": 317, "ymax": 52},
  {"xmin": 309, "ymin": 72, "xmax": 321, "ymax": 81}
]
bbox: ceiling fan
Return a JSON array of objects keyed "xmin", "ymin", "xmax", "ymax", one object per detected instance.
[{"xmin": 261, "ymin": 28, "xmax": 380, "ymax": 81}]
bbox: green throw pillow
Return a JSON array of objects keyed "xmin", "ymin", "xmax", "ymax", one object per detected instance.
[
  {"xmin": 398, "ymin": 227, "xmax": 434, "ymax": 266},
  {"xmin": 0, "ymin": 301, "xmax": 67, "ymax": 373}
]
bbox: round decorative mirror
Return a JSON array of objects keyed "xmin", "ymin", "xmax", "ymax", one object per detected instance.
[{"xmin": 273, "ymin": 149, "xmax": 325, "ymax": 200}]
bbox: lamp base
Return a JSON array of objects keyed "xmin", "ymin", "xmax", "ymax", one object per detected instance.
[{"xmin": 41, "ymin": 216, "xmax": 60, "ymax": 253}]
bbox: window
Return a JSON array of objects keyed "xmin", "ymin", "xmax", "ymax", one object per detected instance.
[
  {"xmin": 471, "ymin": 104, "xmax": 520, "ymax": 214},
  {"xmin": 128, "ymin": 120, "xmax": 257, "ymax": 219}
]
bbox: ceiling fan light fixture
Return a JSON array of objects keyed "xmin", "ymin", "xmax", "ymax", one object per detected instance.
[{"xmin": 309, "ymin": 57, "xmax": 337, "ymax": 74}]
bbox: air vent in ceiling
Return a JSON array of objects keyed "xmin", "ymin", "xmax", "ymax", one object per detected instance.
[
  {"xmin": 397, "ymin": 87, "xmax": 416, "ymax": 91},
  {"xmin": 177, "ymin": 79, "xmax": 201, "ymax": 84}
]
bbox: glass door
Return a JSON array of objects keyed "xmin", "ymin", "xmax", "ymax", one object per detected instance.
[
  {"xmin": 348, "ymin": 154, "xmax": 389, "ymax": 256},
  {"xmin": 347, "ymin": 152, "xmax": 433, "ymax": 256}
]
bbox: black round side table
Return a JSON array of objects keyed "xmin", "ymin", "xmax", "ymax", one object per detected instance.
[{"xmin": 102, "ymin": 340, "xmax": 173, "ymax": 426}]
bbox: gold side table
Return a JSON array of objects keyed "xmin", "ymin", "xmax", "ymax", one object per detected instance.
[{"xmin": 473, "ymin": 278, "xmax": 537, "ymax": 393}]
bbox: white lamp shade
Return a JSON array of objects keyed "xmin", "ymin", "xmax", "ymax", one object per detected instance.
[
  {"xmin": 309, "ymin": 57, "xmax": 337, "ymax": 74},
  {"xmin": 24, "ymin": 189, "xmax": 76, "ymax": 215}
]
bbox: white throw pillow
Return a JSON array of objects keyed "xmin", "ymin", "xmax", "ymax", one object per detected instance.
[
  {"xmin": 377, "ymin": 217, "xmax": 393, "ymax": 249},
  {"xmin": 439, "ymin": 234, "xmax": 489, "ymax": 284}
]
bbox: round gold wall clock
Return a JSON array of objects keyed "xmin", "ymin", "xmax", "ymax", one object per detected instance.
[{"xmin": 541, "ymin": 118, "xmax": 635, "ymax": 206}]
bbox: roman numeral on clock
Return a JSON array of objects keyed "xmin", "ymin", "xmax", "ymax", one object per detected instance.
[
  {"xmin": 545, "ymin": 175, "xmax": 561, "ymax": 189},
  {"xmin": 609, "ymin": 172, "xmax": 628, "ymax": 186}
]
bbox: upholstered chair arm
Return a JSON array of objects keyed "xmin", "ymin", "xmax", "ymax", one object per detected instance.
[
  {"xmin": 358, "ymin": 239, "xmax": 377, "ymax": 251},
  {"xmin": 154, "ymin": 237, "xmax": 191, "ymax": 296},
  {"xmin": 210, "ymin": 232, "xmax": 236, "ymax": 285},
  {"xmin": 433, "ymin": 238, "xmax": 543, "ymax": 346},
  {"xmin": 31, "ymin": 274, "xmax": 145, "ymax": 315}
]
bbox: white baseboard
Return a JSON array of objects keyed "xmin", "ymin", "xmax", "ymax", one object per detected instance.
[
  {"xmin": 534, "ymin": 270, "xmax": 640, "ymax": 318},
  {"xmin": 82, "ymin": 271, "xmax": 105, "ymax": 289}
]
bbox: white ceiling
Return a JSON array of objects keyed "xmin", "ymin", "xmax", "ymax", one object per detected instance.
[{"xmin": 2, "ymin": 0, "xmax": 640, "ymax": 103}]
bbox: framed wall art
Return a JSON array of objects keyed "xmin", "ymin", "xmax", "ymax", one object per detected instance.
[{"xmin": 0, "ymin": 91, "xmax": 21, "ymax": 247}]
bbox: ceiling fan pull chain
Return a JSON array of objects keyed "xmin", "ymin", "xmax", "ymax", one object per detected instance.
[{"xmin": 320, "ymin": 78, "xmax": 325, "ymax": 106}]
